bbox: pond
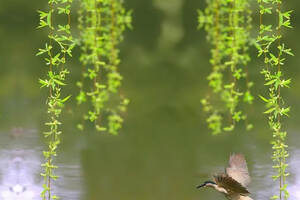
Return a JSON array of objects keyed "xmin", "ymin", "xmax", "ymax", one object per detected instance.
[{"xmin": 0, "ymin": 125, "xmax": 299, "ymax": 199}]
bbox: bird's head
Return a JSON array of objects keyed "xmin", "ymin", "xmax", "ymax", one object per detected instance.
[{"xmin": 196, "ymin": 180, "xmax": 217, "ymax": 189}]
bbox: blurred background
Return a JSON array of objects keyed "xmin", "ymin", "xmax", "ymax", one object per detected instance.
[{"xmin": 0, "ymin": 0, "xmax": 300, "ymax": 199}]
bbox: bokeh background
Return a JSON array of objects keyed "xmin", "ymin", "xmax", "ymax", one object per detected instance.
[{"xmin": 0, "ymin": 0, "xmax": 300, "ymax": 199}]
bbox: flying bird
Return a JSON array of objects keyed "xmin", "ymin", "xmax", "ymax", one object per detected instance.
[{"xmin": 197, "ymin": 153, "xmax": 252, "ymax": 200}]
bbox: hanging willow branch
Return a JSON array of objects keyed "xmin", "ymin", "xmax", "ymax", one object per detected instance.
[
  {"xmin": 256, "ymin": 0, "xmax": 293, "ymax": 199},
  {"xmin": 76, "ymin": 0, "xmax": 131, "ymax": 135},
  {"xmin": 37, "ymin": 0, "xmax": 75, "ymax": 199},
  {"xmin": 199, "ymin": 0, "xmax": 253, "ymax": 135}
]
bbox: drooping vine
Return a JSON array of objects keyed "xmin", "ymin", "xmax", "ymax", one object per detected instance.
[
  {"xmin": 256, "ymin": 0, "xmax": 293, "ymax": 199},
  {"xmin": 37, "ymin": 0, "xmax": 75, "ymax": 199},
  {"xmin": 76, "ymin": 0, "xmax": 131, "ymax": 135},
  {"xmin": 199, "ymin": 0, "xmax": 253, "ymax": 135}
]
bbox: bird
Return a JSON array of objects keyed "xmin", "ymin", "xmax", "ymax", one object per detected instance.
[{"xmin": 196, "ymin": 153, "xmax": 252, "ymax": 200}]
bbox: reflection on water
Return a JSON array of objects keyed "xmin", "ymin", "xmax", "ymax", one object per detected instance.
[
  {"xmin": 52, "ymin": 164, "xmax": 83, "ymax": 200},
  {"xmin": 0, "ymin": 149, "xmax": 40, "ymax": 199},
  {"xmin": 0, "ymin": 127, "xmax": 299, "ymax": 200},
  {"xmin": 251, "ymin": 148, "xmax": 300, "ymax": 199},
  {"xmin": 287, "ymin": 149, "xmax": 300, "ymax": 199},
  {"xmin": 0, "ymin": 128, "xmax": 83, "ymax": 200}
]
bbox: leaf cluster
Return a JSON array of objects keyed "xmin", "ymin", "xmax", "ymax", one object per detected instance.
[
  {"xmin": 199, "ymin": 0, "xmax": 253, "ymax": 135},
  {"xmin": 76, "ymin": 0, "xmax": 131, "ymax": 135},
  {"xmin": 37, "ymin": 0, "xmax": 74, "ymax": 199},
  {"xmin": 256, "ymin": 0, "xmax": 293, "ymax": 199}
]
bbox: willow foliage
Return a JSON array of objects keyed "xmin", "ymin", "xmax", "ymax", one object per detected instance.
[
  {"xmin": 37, "ymin": 0, "xmax": 75, "ymax": 199},
  {"xmin": 36, "ymin": 0, "xmax": 131, "ymax": 197},
  {"xmin": 76, "ymin": 0, "xmax": 131, "ymax": 135},
  {"xmin": 199, "ymin": 0, "xmax": 253, "ymax": 135},
  {"xmin": 256, "ymin": 0, "xmax": 293, "ymax": 199}
]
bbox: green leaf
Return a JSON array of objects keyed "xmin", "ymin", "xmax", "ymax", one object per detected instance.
[
  {"xmin": 38, "ymin": 20, "xmax": 47, "ymax": 29},
  {"xmin": 61, "ymin": 95, "xmax": 71, "ymax": 102},
  {"xmin": 259, "ymin": 95, "xmax": 269, "ymax": 103},
  {"xmin": 264, "ymin": 107, "xmax": 276, "ymax": 114},
  {"xmin": 38, "ymin": 10, "xmax": 48, "ymax": 19},
  {"xmin": 224, "ymin": 125, "xmax": 234, "ymax": 132},
  {"xmin": 53, "ymin": 79, "xmax": 66, "ymax": 86},
  {"xmin": 39, "ymin": 79, "xmax": 48, "ymax": 88},
  {"xmin": 281, "ymin": 107, "xmax": 290, "ymax": 117},
  {"xmin": 265, "ymin": 79, "xmax": 276, "ymax": 86},
  {"xmin": 47, "ymin": 10, "xmax": 52, "ymax": 28},
  {"xmin": 77, "ymin": 124, "xmax": 84, "ymax": 131}
]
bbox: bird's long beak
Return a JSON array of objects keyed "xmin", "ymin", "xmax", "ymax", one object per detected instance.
[{"xmin": 196, "ymin": 183, "xmax": 206, "ymax": 189}]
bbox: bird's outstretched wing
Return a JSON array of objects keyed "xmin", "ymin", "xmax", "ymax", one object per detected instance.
[
  {"xmin": 226, "ymin": 153, "xmax": 251, "ymax": 187},
  {"xmin": 214, "ymin": 174, "xmax": 250, "ymax": 196}
]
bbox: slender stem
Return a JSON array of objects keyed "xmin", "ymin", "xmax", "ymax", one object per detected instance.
[
  {"xmin": 276, "ymin": 1, "xmax": 282, "ymax": 199},
  {"xmin": 93, "ymin": 0, "xmax": 98, "ymax": 126},
  {"xmin": 111, "ymin": 0, "xmax": 116, "ymax": 62},
  {"xmin": 47, "ymin": 3, "xmax": 54, "ymax": 200},
  {"xmin": 230, "ymin": 0, "xmax": 237, "ymax": 125}
]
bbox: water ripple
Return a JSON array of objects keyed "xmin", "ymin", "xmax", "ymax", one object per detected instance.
[{"xmin": 0, "ymin": 128, "xmax": 83, "ymax": 200}]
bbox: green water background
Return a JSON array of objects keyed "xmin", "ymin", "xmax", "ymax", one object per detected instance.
[{"xmin": 0, "ymin": 0, "xmax": 300, "ymax": 199}]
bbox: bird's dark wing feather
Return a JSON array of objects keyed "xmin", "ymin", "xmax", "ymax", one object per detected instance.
[{"xmin": 213, "ymin": 174, "xmax": 250, "ymax": 196}]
